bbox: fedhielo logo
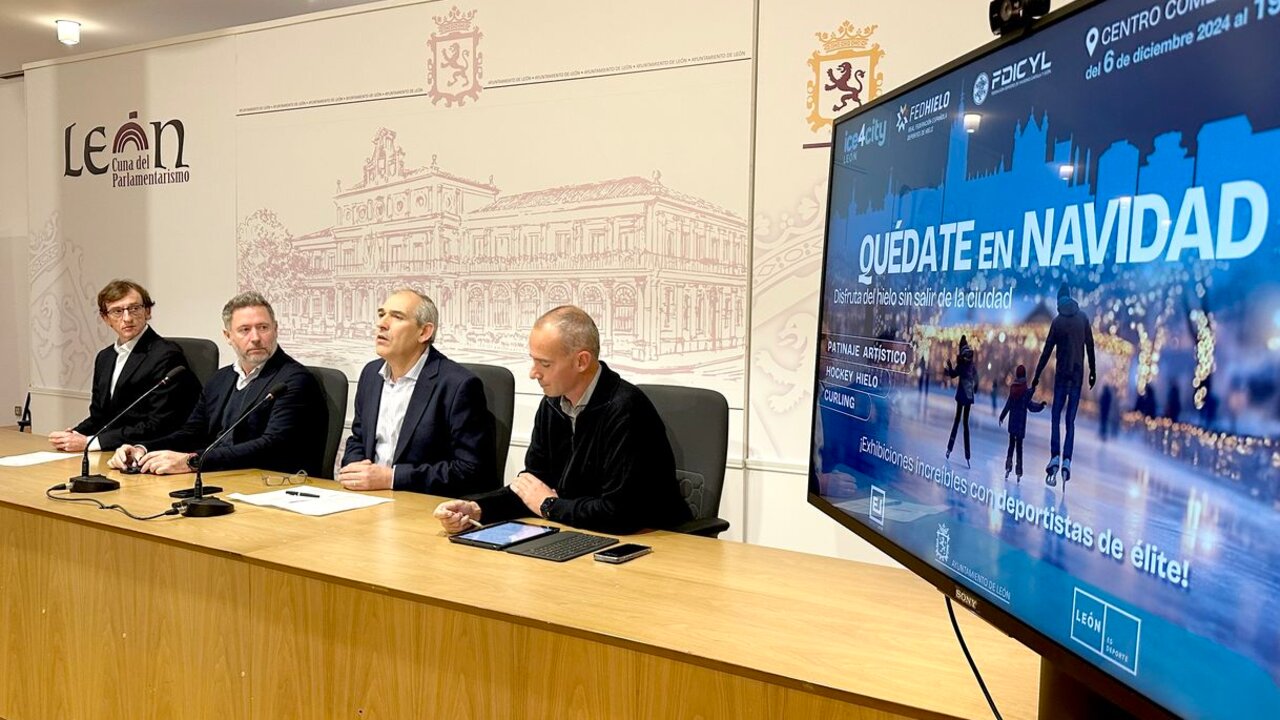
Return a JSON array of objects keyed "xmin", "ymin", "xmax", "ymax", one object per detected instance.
[
  {"xmin": 972, "ymin": 72, "xmax": 990, "ymax": 106},
  {"xmin": 897, "ymin": 90, "xmax": 952, "ymax": 138},
  {"xmin": 64, "ymin": 110, "xmax": 191, "ymax": 188}
]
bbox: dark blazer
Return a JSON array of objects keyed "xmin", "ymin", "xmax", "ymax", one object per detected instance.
[
  {"xmin": 73, "ymin": 326, "xmax": 200, "ymax": 451},
  {"xmin": 343, "ymin": 346, "xmax": 496, "ymax": 496},
  {"xmin": 134, "ymin": 347, "xmax": 326, "ymax": 476}
]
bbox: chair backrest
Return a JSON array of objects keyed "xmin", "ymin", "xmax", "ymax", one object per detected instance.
[
  {"xmin": 636, "ymin": 384, "xmax": 729, "ymax": 531},
  {"xmin": 460, "ymin": 363, "xmax": 515, "ymax": 478},
  {"xmin": 169, "ymin": 337, "xmax": 220, "ymax": 388},
  {"xmin": 306, "ymin": 365, "xmax": 349, "ymax": 480}
]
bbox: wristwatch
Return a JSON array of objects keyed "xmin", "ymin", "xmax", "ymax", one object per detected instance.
[
  {"xmin": 186, "ymin": 452, "xmax": 200, "ymax": 470},
  {"xmin": 539, "ymin": 496, "xmax": 556, "ymax": 519}
]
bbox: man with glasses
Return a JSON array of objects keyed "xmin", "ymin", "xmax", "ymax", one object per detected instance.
[
  {"xmin": 108, "ymin": 291, "xmax": 326, "ymax": 477},
  {"xmin": 49, "ymin": 280, "xmax": 198, "ymax": 453}
]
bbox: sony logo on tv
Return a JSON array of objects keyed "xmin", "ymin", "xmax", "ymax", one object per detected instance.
[
  {"xmin": 63, "ymin": 111, "xmax": 189, "ymax": 177},
  {"xmin": 954, "ymin": 587, "xmax": 980, "ymax": 611}
]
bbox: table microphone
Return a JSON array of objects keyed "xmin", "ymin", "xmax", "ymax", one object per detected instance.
[
  {"xmin": 179, "ymin": 381, "xmax": 288, "ymax": 518},
  {"xmin": 68, "ymin": 365, "xmax": 188, "ymax": 493}
]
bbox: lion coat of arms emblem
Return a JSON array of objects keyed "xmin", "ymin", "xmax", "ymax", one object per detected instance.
[{"xmin": 427, "ymin": 6, "xmax": 484, "ymax": 107}]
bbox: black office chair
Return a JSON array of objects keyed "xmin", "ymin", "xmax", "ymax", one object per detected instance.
[
  {"xmin": 636, "ymin": 384, "xmax": 731, "ymax": 538},
  {"xmin": 307, "ymin": 366, "xmax": 349, "ymax": 480},
  {"xmin": 460, "ymin": 363, "xmax": 515, "ymax": 484},
  {"xmin": 170, "ymin": 337, "xmax": 220, "ymax": 387}
]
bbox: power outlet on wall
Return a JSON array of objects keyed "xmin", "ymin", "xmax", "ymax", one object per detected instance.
[{"xmin": 12, "ymin": 405, "xmax": 19, "ymax": 418}]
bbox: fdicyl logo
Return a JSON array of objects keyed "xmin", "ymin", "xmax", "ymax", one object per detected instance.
[{"xmin": 63, "ymin": 110, "xmax": 191, "ymax": 188}]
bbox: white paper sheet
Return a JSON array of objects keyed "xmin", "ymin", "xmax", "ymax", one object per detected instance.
[
  {"xmin": 226, "ymin": 486, "xmax": 392, "ymax": 516},
  {"xmin": 0, "ymin": 451, "xmax": 80, "ymax": 467}
]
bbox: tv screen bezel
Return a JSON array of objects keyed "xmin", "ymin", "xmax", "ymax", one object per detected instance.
[{"xmin": 806, "ymin": 1, "xmax": 1183, "ymax": 717}]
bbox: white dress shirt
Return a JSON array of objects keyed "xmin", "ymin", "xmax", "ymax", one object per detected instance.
[
  {"xmin": 374, "ymin": 349, "xmax": 431, "ymax": 467},
  {"xmin": 233, "ymin": 348, "xmax": 274, "ymax": 390},
  {"xmin": 89, "ymin": 327, "xmax": 147, "ymax": 451},
  {"xmin": 110, "ymin": 326, "xmax": 147, "ymax": 399}
]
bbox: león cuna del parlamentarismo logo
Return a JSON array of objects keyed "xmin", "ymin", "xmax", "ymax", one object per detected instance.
[{"xmin": 63, "ymin": 110, "xmax": 191, "ymax": 188}]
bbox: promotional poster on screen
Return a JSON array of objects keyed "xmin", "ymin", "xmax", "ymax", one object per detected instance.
[{"xmin": 810, "ymin": 0, "xmax": 1280, "ymax": 716}]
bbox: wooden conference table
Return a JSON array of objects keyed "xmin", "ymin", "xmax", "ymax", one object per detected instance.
[{"xmin": 0, "ymin": 430, "xmax": 1039, "ymax": 719}]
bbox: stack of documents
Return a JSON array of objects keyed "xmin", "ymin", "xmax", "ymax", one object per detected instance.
[{"xmin": 227, "ymin": 486, "xmax": 392, "ymax": 516}]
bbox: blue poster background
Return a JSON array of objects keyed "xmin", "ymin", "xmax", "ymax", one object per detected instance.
[{"xmin": 812, "ymin": 1, "xmax": 1280, "ymax": 717}]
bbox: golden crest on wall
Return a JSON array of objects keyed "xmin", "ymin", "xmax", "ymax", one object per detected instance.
[{"xmin": 806, "ymin": 21, "xmax": 885, "ymax": 133}]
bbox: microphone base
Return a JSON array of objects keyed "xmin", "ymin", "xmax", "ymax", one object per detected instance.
[
  {"xmin": 182, "ymin": 496, "xmax": 235, "ymax": 518},
  {"xmin": 169, "ymin": 485, "xmax": 222, "ymax": 499},
  {"xmin": 68, "ymin": 474, "xmax": 121, "ymax": 493}
]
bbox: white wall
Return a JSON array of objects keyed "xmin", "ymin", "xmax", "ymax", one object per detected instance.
[
  {"xmin": 20, "ymin": 0, "xmax": 1066, "ymax": 565},
  {"xmin": 0, "ymin": 78, "xmax": 29, "ymax": 428}
]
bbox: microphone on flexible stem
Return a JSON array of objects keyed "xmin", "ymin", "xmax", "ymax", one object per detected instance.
[
  {"xmin": 178, "ymin": 381, "xmax": 288, "ymax": 518},
  {"xmin": 67, "ymin": 366, "xmax": 188, "ymax": 493}
]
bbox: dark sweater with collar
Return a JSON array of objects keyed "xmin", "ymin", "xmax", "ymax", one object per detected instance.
[
  {"xmin": 471, "ymin": 362, "xmax": 691, "ymax": 534},
  {"xmin": 133, "ymin": 347, "xmax": 326, "ymax": 477}
]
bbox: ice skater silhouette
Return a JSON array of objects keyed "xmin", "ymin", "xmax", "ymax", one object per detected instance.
[
  {"xmin": 945, "ymin": 335, "xmax": 979, "ymax": 467},
  {"xmin": 999, "ymin": 364, "xmax": 1046, "ymax": 482},
  {"xmin": 1031, "ymin": 282, "xmax": 1095, "ymax": 486}
]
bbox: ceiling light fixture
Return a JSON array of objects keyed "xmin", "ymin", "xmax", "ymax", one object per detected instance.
[{"xmin": 56, "ymin": 19, "xmax": 81, "ymax": 46}]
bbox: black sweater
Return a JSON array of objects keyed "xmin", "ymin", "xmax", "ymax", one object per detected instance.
[{"xmin": 471, "ymin": 362, "xmax": 692, "ymax": 534}]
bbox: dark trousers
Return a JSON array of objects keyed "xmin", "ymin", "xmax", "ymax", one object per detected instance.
[
  {"xmin": 1005, "ymin": 436, "xmax": 1023, "ymax": 475},
  {"xmin": 947, "ymin": 402, "xmax": 972, "ymax": 458},
  {"xmin": 1050, "ymin": 379, "xmax": 1083, "ymax": 460}
]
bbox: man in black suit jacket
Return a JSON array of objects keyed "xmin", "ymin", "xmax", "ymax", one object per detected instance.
[
  {"xmin": 108, "ymin": 291, "xmax": 326, "ymax": 477},
  {"xmin": 49, "ymin": 280, "xmax": 199, "ymax": 453},
  {"xmin": 338, "ymin": 289, "xmax": 496, "ymax": 496}
]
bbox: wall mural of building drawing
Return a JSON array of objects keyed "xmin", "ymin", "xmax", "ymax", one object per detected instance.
[{"xmin": 237, "ymin": 129, "xmax": 748, "ymax": 392}]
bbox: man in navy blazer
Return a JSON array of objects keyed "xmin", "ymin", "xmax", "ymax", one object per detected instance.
[
  {"xmin": 49, "ymin": 280, "xmax": 199, "ymax": 453},
  {"xmin": 338, "ymin": 288, "xmax": 496, "ymax": 497},
  {"xmin": 108, "ymin": 291, "xmax": 326, "ymax": 477}
]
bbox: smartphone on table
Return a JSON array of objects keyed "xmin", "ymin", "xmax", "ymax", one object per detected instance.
[{"xmin": 593, "ymin": 543, "xmax": 652, "ymax": 564}]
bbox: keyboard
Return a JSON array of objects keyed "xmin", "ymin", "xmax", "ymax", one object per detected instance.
[{"xmin": 506, "ymin": 531, "xmax": 618, "ymax": 562}]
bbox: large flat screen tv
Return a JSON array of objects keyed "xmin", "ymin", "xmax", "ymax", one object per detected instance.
[{"xmin": 809, "ymin": 0, "xmax": 1280, "ymax": 717}]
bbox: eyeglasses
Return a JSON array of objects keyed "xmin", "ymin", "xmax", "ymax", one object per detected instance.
[
  {"xmin": 262, "ymin": 470, "xmax": 309, "ymax": 487},
  {"xmin": 104, "ymin": 304, "xmax": 147, "ymax": 319}
]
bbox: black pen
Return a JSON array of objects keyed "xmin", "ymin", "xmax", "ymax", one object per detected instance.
[{"xmin": 285, "ymin": 490, "xmax": 320, "ymax": 498}]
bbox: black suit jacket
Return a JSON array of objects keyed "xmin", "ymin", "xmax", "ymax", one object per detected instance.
[
  {"xmin": 343, "ymin": 346, "xmax": 497, "ymax": 496},
  {"xmin": 136, "ymin": 347, "xmax": 327, "ymax": 476},
  {"xmin": 73, "ymin": 326, "xmax": 200, "ymax": 451}
]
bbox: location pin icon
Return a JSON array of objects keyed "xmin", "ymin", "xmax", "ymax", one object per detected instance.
[{"xmin": 1085, "ymin": 27, "xmax": 1099, "ymax": 57}]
